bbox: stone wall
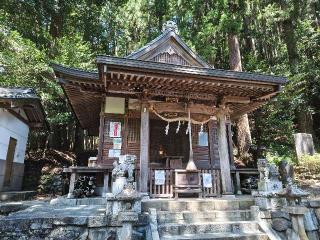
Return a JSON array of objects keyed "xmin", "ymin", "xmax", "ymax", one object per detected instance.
[
  {"xmin": 0, "ymin": 201, "xmax": 147, "ymax": 240},
  {"xmin": 0, "ymin": 215, "xmax": 147, "ymax": 240},
  {"xmin": 0, "ymin": 216, "xmax": 116, "ymax": 240},
  {"xmin": 261, "ymin": 199, "xmax": 320, "ymax": 240}
]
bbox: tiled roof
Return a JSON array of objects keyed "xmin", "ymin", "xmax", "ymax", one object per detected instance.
[
  {"xmin": 96, "ymin": 55, "xmax": 288, "ymax": 85},
  {"xmin": 0, "ymin": 87, "xmax": 39, "ymax": 99}
]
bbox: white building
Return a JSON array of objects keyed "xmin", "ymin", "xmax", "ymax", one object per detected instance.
[{"xmin": 0, "ymin": 87, "xmax": 46, "ymax": 191}]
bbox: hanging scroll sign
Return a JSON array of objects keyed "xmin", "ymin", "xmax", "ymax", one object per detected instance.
[
  {"xmin": 113, "ymin": 138, "xmax": 122, "ymax": 149},
  {"xmin": 109, "ymin": 122, "xmax": 121, "ymax": 138},
  {"xmin": 155, "ymin": 170, "xmax": 166, "ymax": 185},
  {"xmin": 108, "ymin": 149, "xmax": 121, "ymax": 158},
  {"xmin": 202, "ymin": 173, "xmax": 212, "ymax": 188}
]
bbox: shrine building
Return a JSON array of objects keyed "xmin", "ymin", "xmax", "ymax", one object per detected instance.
[{"xmin": 52, "ymin": 22, "xmax": 287, "ymax": 198}]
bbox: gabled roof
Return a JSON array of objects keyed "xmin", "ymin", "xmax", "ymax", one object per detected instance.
[
  {"xmin": 0, "ymin": 87, "xmax": 48, "ymax": 129},
  {"xmin": 126, "ymin": 28, "xmax": 211, "ymax": 68}
]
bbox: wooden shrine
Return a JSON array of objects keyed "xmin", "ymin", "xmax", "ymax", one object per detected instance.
[{"xmin": 53, "ymin": 21, "xmax": 287, "ymax": 198}]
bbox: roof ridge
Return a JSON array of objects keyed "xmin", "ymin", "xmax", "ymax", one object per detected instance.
[{"xmin": 126, "ymin": 29, "xmax": 173, "ymax": 58}]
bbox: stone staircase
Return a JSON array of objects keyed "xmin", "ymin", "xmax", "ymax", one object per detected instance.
[{"xmin": 142, "ymin": 198, "xmax": 270, "ymax": 240}]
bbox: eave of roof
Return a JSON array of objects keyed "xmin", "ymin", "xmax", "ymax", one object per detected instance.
[
  {"xmin": 96, "ymin": 55, "xmax": 288, "ymax": 85},
  {"xmin": 51, "ymin": 63, "xmax": 99, "ymax": 80},
  {"xmin": 0, "ymin": 87, "xmax": 48, "ymax": 130}
]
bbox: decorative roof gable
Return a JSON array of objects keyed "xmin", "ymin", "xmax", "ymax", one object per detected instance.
[{"xmin": 126, "ymin": 21, "xmax": 211, "ymax": 68}]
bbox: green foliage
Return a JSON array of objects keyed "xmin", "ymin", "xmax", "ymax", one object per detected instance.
[
  {"xmin": 51, "ymin": 35, "xmax": 95, "ymax": 70},
  {"xmin": 266, "ymin": 152, "xmax": 295, "ymax": 166},
  {"xmin": 299, "ymin": 154, "xmax": 320, "ymax": 174},
  {"xmin": 38, "ymin": 173, "xmax": 64, "ymax": 195}
]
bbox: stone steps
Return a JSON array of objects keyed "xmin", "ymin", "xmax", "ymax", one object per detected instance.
[
  {"xmin": 161, "ymin": 232, "xmax": 269, "ymax": 240},
  {"xmin": 142, "ymin": 198, "xmax": 255, "ymax": 212},
  {"xmin": 142, "ymin": 198, "xmax": 271, "ymax": 240},
  {"xmin": 158, "ymin": 221, "xmax": 261, "ymax": 236},
  {"xmin": 157, "ymin": 210, "xmax": 253, "ymax": 224}
]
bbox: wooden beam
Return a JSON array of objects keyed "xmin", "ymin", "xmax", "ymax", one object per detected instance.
[
  {"xmin": 222, "ymin": 96, "xmax": 250, "ymax": 104},
  {"xmin": 107, "ymin": 69, "xmax": 275, "ymax": 91},
  {"xmin": 217, "ymin": 113, "xmax": 233, "ymax": 194},
  {"xmin": 139, "ymin": 101, "xmax": 150, "ymax": 193},
  {"xmin": 7, "ymin": 109, "xmax": 30, "ymax": 127},
  {"xmin": 29, "ymin": 122, "xmax": 44, "ymax": 128},
  {"xmin": 150, "ymin": 102, "xmax": 216, "ymax": 115}
]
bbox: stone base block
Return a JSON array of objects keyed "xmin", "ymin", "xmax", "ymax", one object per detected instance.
[
  {"xmin": 0, "ymin": 190, "xmax": 36, "ymax": 201},
  {"xmin": 254, "ymin": 196, "xmax": 286, "ymax": 210},
  {"xmin": 258, "ymin": 181, "xmax": 282, "ymax": 192}
]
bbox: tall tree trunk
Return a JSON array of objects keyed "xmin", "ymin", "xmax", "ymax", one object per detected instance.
[
  {"xmin": 228, "ymin": 34, "xmax": 252, "ymax": 162},
  {"xmin": 280, "ymin": 0, "xmax": 314, "ymax": 134}
]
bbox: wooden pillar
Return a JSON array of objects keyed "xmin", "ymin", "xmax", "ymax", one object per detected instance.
[
  {"xmin": 208, "ymin": 121, "xmax": 220, "ymax": 168},
  {"xmin": 139, "ymin": 101, "xmax": 149, "ymax": 193},
  {"xmin": 226, "ymin": 120, "xmax": 235, "ymax": 168},
  {"xmin": 217, "ymin": 112, "xmax": 233, "ymax": 194},
  {"xmin": 97, "ymin": 95, "xmax": 106, "ymax": 163}
]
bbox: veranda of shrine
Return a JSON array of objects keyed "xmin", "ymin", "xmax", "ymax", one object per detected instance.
[{"xmin": 52, "ymin": 23, "xmax": 287, "ymax": 199}]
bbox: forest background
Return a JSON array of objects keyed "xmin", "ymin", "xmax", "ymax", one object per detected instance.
[{"xmin": 0, "ymin": 0, "xmax": 319, "ymax": 164}]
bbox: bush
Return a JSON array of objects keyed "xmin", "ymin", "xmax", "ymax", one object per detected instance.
[
  {"xmin": 299, "ymin": 154, "xmax": 320, "ymax": 174},
  {"xmin": 266, "ymin": 152, "xmax": 295, "ymax": 166}
]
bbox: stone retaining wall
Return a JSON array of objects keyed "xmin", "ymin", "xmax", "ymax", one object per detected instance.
[
  {"xmin": 261, "ymin": 199, "xmax": 320, "ymax": 240},
  {"xmin": 0, "ymin": 216, "xmax": 147, "ymax": 240},
  {"xmin": 0, "ymin": 202, "xmax": 147, "ymax": 240}
]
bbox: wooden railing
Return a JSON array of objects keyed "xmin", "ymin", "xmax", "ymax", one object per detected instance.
[
  {"xmin": 148, "ymin": 168, "xmax": 221, "ymax": 198},
  {"xmin": 149, "ymin": 168, "xmax": 173, "ymax": 198},
  {"xmin": 200, "ymin": 169, "xmax": 221, "ymax": 197}
]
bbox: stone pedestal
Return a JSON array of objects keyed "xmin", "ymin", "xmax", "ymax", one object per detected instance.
[
  {"xmin": 285, "ymin": 206, "xmax": 309, "ymax": 240},
  {"xmin": 117, "ymin": 211, "xmax": 139, "ymax": 240},
  {"xmin": 253, "ymin": 193, "xmax": 286, "ymax": 210},
  {"xmin": 258, "ymin": 180, "xmax": 282, "ymax": 192},
  {"xmin": 252, "ymin": 159, "xmax": 285, "ymax": 210},
  {"xmin": 106, "ymin": 193, "xmax": 141, "ymax": 218}
]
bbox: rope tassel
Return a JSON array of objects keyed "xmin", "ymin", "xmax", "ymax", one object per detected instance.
[
  {"xmin": 176, "ymin": 120, "xmax": 181, "ymax": 133},
  {"xmin": 165, "ymin": 122, "xmax": 169, "ymax": 135}
]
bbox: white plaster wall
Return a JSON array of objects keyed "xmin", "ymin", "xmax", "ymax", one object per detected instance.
[{"xmin": 0, "ymin": 108, "xmax": 29, "ymax": 164}]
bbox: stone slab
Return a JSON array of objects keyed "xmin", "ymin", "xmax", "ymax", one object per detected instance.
[
  {"xmin": 50, "ymin": 197, "xmax": 107, "ymax": 206},
  {"xmin": 308, "ymin": 199, "xmax": 320, "ymax": 208},
  {"xmin": 0, "ymin": 190, "xmax": 36, "ymax": 201},
  {"xmin": 294, "ymin": 133, "xmax": 315, "ymax": 159},
  {"xmin": 0, "ymin": 202, "xmax": 29, "ymax": 215}
]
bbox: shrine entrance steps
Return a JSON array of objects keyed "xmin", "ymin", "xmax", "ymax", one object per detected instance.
[{"xmin": 142, "ymin": 197, "xmax": 270, "ymax": 240}]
